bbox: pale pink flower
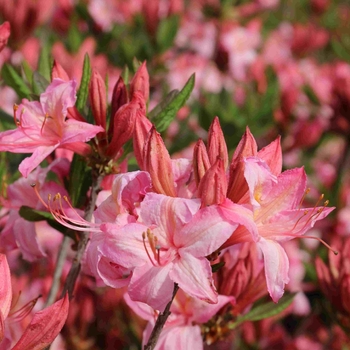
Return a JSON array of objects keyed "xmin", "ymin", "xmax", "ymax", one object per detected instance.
[
  {"xmin": 102, "ymin": 193, "xmax": 239, "ymax": 310},
  {"xmin": 222, "ymin": 157, "xmax": 335, "ymax": 302},
  {"xmin": 0, "ymin": 79, "xmax": 104, "ymax": 177}
]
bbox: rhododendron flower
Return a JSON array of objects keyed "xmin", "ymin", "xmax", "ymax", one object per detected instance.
[
  {"xmin": 108, "ymin": 193, "xmax": 241, "ymax": 310},
  {"xmin": 0, "ymin": 79, "xmax": 104, "ymax": 177},
  {"xmin": 222, "ymin": 157, "xmax": 335, "ymax": 302}
]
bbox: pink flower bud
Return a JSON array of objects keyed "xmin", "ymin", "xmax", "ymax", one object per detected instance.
[
  {"xmin": 143, "ymin": 127, "xmax": 176, "ymax": 197},
  {"xmin": 227, "ymin": 127, "xmax": 257, "ymax": 202},
  {"xmin": 193, "ymin": 139, "xmax": 211, "ymax": 186},
  {"xmin": 106, "ymin": 93, "xmax": 144, "ymax": 158},
  {"xmin": 51, "ymin": 60, "xmax": 70, "ymax": 81},
  {"xmin": 109, "ymin": 76, "xmax": 128, "ymax": 140},
  {"xmin": 89, "ymin": 69, "xmax": 107, "ymax": 131},
  {"xmin": 198, "ymin": 157, "xmax": 227, "ymax": 207},
  {"xmin": 130, "ymin": 61, "xmax": 150, "ymax": 102},
  {"xmin": 133, "ymin": 112, "xmax": 152, "ymax": 169},
  {"xmin": 207, "ymin": 117, "xmax": 228, "ymax": 169}
]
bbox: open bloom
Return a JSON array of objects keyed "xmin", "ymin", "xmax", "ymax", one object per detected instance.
[
  {"xmin": 222, "ymin": 157, "xmax": 335, "ymax": 302},
  {"xmin": 100, "ymin": 193, "xmax": 239, "ymax": 310},
  {"xmin": 0, "ymin": 79, "xmax": 104, "ymax": 177}
]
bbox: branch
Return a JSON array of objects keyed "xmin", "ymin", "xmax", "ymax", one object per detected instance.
[
  {"xmin": 144, "ymin": 283, "xmax": 179, "ymax": 350},
  {"xmin": 45, "ymin": 235, "xmax": 70, "ymax": 307},
  {"xmin": 60, "ymin": 172, "xmax": 103, "ymax": 299}
]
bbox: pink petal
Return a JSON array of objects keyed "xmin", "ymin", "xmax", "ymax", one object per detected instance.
[
  {"xmin": 128, "ymin": 262, "xmax": 174, "ymax": 311},
  {"xmin": 243, "ymin": 157, "xmax": 277, "ymax": 209},
  {"xmin": 176, "ymin": 204, "xmax": 239, "ymax": 257},
  {"xmin": 40, "ymin": 79, "xmax": 77, "ymax": 120},
  {"xmin": 12, "ymin": 293, "xmax": 69, "ymax": 350},
  {"xmin": 14, "ymin": 219, "xmax": 46, "ymax": 261},
  {"xmin": 0, "ymin": 21, "xmax": 10, "ymax": 52},
  {"xmin": 254, "ymin": 167, "xmax": 307, "ymax": 221},
  {"xmin": 19, "ymin": 144, "xmax": 58, "ymax": 178},
  {"xmin": 143, "ymin": 324, "xmax": 203, "ymax": 350},
  {"xmin": 123, "ymin": 293, "xmax": 154, "ymax": 321},
  {"xmin": 170, "ymin": 254, "xmax": 218, "ymax": 304},
  {"xmin": 99, "ymin": 223, "xmax": 149, "ymax": 269},
  {"xmin": 0, "ymin": 254, "xmax": 12, "ymax": 321},
  {"xmin": 257, "ymin": 136, "xmax": 282, "ymax": 176},
  {"xmin": 258, "ymin": 238, "xmax": 290, "ymax": 302},
  {"xmin": 61, "ymin": 119, "xmax": 104, "ymax": 144},
  {"xmin": 258, "ymin": 206, "xmax": 335, "ymax": 241},
  {"xmin": 140, "ymin": 193, "xmax": 200, "ymax": 245},
  {"xmin": 192, "ymin": 294, "xmax": 234, "ymax": 323}
]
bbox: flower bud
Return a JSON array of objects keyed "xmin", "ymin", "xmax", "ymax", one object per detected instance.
[
  {"xmin": 207, "ymin": 117, "xmax": 228, "ymax": 169},
  {"xmin": 193, "ymin": 139, "xmax": 211, "ymax": 186},
  {"xmin": 89, "ymin": 69, "xmax": 107, "ymax": 131},
  {"xmin": 130, "ymin": 61, "xmax": 150, "ymax": 102}
]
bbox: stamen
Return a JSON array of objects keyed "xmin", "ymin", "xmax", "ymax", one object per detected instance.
[
  {"xmin": 31, "ymin": 183, "xmax": 49, "ymax": 209},
  {"xmin": 142, "ymin": 231, "xmax": 157, "ymax": 267},
  {"xmin": 40, "ymin": 113, "xmax": 50, "ymax": 134},
  {"xmin": 282, "ymin": 232, "xmax": 338, "ymax": 255},
  {"xmin": 8, "ymin": 295, "xmax": 41, "ymax": 323},
  {"xmin": 13, "ymin": 104, "xmax": 20, "ymax": 126},
  {"xmin": 292, "ymin": 210, "xmax": 309, "ymax": 231},
  {"xmin": 298, "ymin": 188, "xmax": 310, "ymax": 210}
]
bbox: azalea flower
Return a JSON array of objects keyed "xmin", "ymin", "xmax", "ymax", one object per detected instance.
[
  {"xmin": 221, "ymin": 157, "xmax": 335, "ymax": 302},
  {"xmin": 0, "ymin": 79, "xmax": 104, "ymax": 177},
  {"xmin": 102, "ymin": 193, "xmax": 240, "ymax": 310}
]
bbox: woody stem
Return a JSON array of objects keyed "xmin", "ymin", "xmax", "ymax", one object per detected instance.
[
  {"xmin": 144, "ymin": 283, "xmax": 180, "ymax": 350},
  {"xmin": 61, "ymin": 171, "xmax": 103, "ymax": 299}
]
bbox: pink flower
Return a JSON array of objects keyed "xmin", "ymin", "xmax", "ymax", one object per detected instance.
[
  {"xmin": 0, "ymin": 79, "xmax": 104, "ymax": 177},
  {"xmin": 222, "ymin": 157, "xmax": 335, "ymax": 302},
  {"xmin": 103, "ymin": 193, "xmax": 239, "ymax": 310},
  {"xmin": 0, "ymin": 22, "xmax": 10, "ymax": 53}
]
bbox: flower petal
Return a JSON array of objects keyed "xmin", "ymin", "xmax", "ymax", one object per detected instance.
[
  {"xmin": 170, "ymin": 254, "xmax": 218, "ymax": 304},
  {"xmin": 258, "ymin": 238, "xmax": 290, "ymax": 302},
  {"xmin": 0, "ymin": 254, "xmax": 12, "ymax": 321},
  {"xmin": 128, "ymin": 262, "xmax": 174, "ymax": 311}
]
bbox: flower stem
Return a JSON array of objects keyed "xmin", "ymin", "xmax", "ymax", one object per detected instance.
[
  {"xmin": 45, "ymin": 235, "xmax": 70, "ymax": 307},
  {"xmin": 144, "ymin": 283, "xmax": 180, "ymax": 350},
  {"xmin": 60, "ymin": 172, "xmax": 103, "ymax": 299}
]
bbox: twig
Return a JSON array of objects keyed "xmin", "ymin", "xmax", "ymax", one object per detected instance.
[
  {"xmin": 60, "ymin": 172, "xmax": 103, "ymax": 299},
  {"xmin": 144, "ymin": 283, "xmax": 180, "ymax": 350},
  {"xmin": 45, "ymin": 235, "xmax": 70, "ymax": 307}
]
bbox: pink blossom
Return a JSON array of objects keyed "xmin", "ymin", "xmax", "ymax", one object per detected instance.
[
  {"xmin": 222, "ymin": 157, "xmax": 334, "ymax": 302},
  {"xmin": 0, "ymin": 79, "xmax": 104, "ymax": 177},
  {"xmin": 103, "ymin": 193, "xmax": 239, "ymax": 310}
]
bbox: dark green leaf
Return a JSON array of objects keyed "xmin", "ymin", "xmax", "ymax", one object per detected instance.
[
  {"xmin": 211, "ymin": 261, "xmax": 225, "ymax": 273},
  {"xmin": 68, "ymin": 154, "xmax": 92, "ymax": 208},
  {"xmin": 76, "ymin": 53, "xmax": 91, "ymax": 113},
  {"xmin": 19, "ymin": 206, "xmax": 54, "ymax": 222},
  {"xmin": 228, "ymin": 293, "xmax": 296, "ymax": 329},
  {"xmin": 152, "ymin": 74, "xmax": 195, "ymax": 133},
  {"xmin": 1, "ymin": 64, "xmax": 32, "ymax": 99},
  {"xmin": 148, "ymin": 90, "xmax": 178, "ymax": 119}
]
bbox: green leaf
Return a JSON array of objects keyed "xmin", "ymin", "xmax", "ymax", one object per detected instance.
[
  {"xmin": 19, "ymin": 206, "xmax": 67, "ymax": 233},
  {"xmin": 19, "ymin": 206, "xmax": 54, "ymax": 222},
  {"xmin": 1, "ymin": 64, "xmax": 32, "ymax": 99},
  {"xmin": 228, "ymin": 293, "xmax": 296, "ymax": 329},
  {"xmin": 76, "ymin": 53, "xmax": 91, "ymax": 113},
  {"xmin": 156, "ymin": 15, "xmax": 179, "ymax": 52},
  {"xmin": 68, "ymin": 154, "xmax": 92, "ymax": 208},
  {"xmin": 37, "ymin": 44, "xmax": 52, "ymax": 81},
  {"xmin": 211, "ymin": 261, "xmax": 225, "ymax": 273},
  {"xmin": 151, "ymin": 74, "xmax": 195, "ymax": 133}
]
